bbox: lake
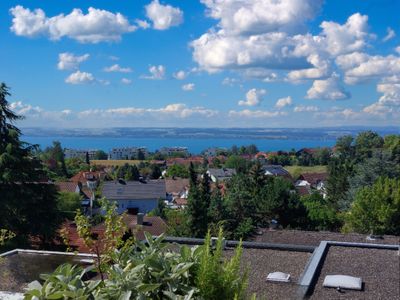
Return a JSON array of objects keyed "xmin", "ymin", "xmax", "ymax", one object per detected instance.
[{"xmin": 22, "ymin": 136, "xmax": 336, "ymax": 154}]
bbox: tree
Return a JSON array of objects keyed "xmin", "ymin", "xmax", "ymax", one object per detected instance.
[
  {"xmin": 326, "ymin": 157, "xmax": 352, "ymax": 210},
  {"xmin": 0, "ymin": 83, "xmax": 61, "ymax": 245},
  {"xmin": 150, "ymin": 164, "xmax": 162, "ymax": 179},
  {"xmin": 137, "ymin": 149, "xmax": 145, "ymax": 160},
  {"xmin": 41, "ymin": 141, "xmax": 68, "ymax": 178},
  {"xmin": 224, "ymin": 155, "xmax": 248, "ymax": 173},
  {"xmin": 57, "ymin": 191, "xmax": 82, "ymax": 219},
  {"xmin": 94, "ymin": 150, "xmax": 108, "ymax": 160},
  {"xmin": 85, "ymin": 151, "xmax": 90, "ymax": 165},
  {"xmin": 354, "ymin": 131, "xmax": 384, "ymax": 161},
  {"xmin": 345, "ymin": 177, "xmax": 400, "ymax": 235},
  {"xmin": 335, "ymin": 135, "xmax": 354, "ymax": 159},
  {"xmin": 166, "ymin": 164, "xmax": 189, "ymax": 178}
]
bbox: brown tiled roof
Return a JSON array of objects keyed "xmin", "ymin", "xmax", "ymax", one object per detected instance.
[
  {"xmin": 56, "ymin": 182, "xmax": 79, "ymax": 193},
  {"xmin": 71, "ymin": 171, "xmax": 106, "ymax": 184},
  {"xmin": 63, "ymin": 215, "xmax": 167, "ymax": 252},
  {"xmin": 174, "ymin": 198, "xmax": 188, "ymax": 206},
  {"xmin": 165, "ymin": 178, "xmax": 189, "ymax": 194},
  {"xmin": 299, "ymin": 172, "xmax": 328, "ymax": 185}
]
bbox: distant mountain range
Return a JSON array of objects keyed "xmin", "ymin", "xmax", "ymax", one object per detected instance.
[{"xmin": 21, "ymin": 126, "xmax": 400, "ymax": 141}]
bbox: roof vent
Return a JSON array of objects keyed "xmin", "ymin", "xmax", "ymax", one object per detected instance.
[
  {"xmin": 323, "ymin": 275, "xmax": 362, "ymax": 291},
  {"xmin": 266, "ymin": 272, "xmax": 290, "ymax": 283}
]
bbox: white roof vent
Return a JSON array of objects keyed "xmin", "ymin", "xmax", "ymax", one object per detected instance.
[
  {"xmin": 323, "ymin": 275, "xmax": 362, "ymax": 290},
  {"xmin": 266, "ymin": 272, "xmax": 291, "ymax": 283}
]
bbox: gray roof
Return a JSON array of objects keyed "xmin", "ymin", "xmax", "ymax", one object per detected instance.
[
  {"xmin": 207, "ymin": 168, "xmax": 236, "ymax": 179},
  {"xmin": 102, "ymin": 180, "xmax": 166, "ymax": 200},
  {"xmin": 262, "ymin": 165, "xmax": 291, "ymax": 176}
]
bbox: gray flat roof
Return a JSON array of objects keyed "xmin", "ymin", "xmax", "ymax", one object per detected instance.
[{"xmin": 102, "ymin": 180, "xmax": 166, "ymax": 200}]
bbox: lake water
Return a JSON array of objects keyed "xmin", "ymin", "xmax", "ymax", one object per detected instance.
[{"xmin": 23, "ymin": 136, "xmax": 336, "ymax": 154}]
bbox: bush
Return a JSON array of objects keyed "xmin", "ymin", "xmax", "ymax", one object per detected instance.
[{"xmin": 24, "ymin": 231, "xmax": 248, "ymax": 299}]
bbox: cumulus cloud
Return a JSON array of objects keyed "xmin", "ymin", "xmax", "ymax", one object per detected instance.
[
  {"xmin": 293, "ymin": 105, "xmax": 319, "ymax": 112},
  {"xmin": 104, "ymin": 64, "xmax": 132, "ymax": 73},
  {"xmin": 222, "ymin": 77, "xmax": 240, "ymax": 86},
  {"xmin": 275, "ymin": 96, "xmax": 292, "ymax": 108},
  {"xmin": 306, "ymin": 75, "xmax": 350, "ymax": 100},
  {"xmin": 182, "ymin": 83, "xmax": 195, "ymax": 91},
  {"xmin": 319, "ymin": 13, "xmax": 370, "ymax": 56},
  {"xmin": 286, "ymin": 54, "xmax": 329, "ymax": 82},
  {"xmin": 145, "ymin": 0, "xmax": 183, "ymax": 30},
  {"xmin": 10, "ymin": 6, "xmax": 136, "ymax": 43},
  {"xmin": 340, "ymin": 54, "xmax": 400, "ymax": 84},
  {"xmin": 141, "ymin": 65, "xmax": 166, "ymax": 80},
  {"xmin": 65, "ymin": 71, "xmax": 95, "ymax": 84},
  {"xmin": 121, "ymin": 78, "xmax": 132, "ymax": 84},
  {"xmin": 173, "ymin": 70, "xmax": 187, "ymax": 80},
  {"xmin": 229, "ymin": 109, "xmax": 285, "ymax": 118},
  {"xmin": 57, "ymin": 52, "xmax": 89, "ymax": 70},
  {"xmin": 201, "ymin": 0, "xmax": 323, "ymax": 35},
  {"xmin": 238, "ymin": 88, "xmax": 266, "ymax": 106},
  {"xmin": 383, "ymin": 27, "xmax": 396, "ymax": 42}
]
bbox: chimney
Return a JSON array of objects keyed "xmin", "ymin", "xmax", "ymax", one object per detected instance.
[{"xmin": 137, "ymin": 213, "xmax": 144, "ymax": 225}]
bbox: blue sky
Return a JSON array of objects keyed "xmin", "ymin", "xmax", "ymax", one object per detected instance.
[{"xmin": 1, "ymin": 0, "xmax": 400, "ymax": 128}]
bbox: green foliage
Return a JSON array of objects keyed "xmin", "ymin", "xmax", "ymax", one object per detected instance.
[
  {"xmin": 224, "ymin": 155, "xmax": 249, "ymax": 173},
  {"xmin": 196, "ymin": 230, "xmax": 247, "ymax": 300},
  {"xmin": 354, "ymin": 131, "xmax": 384, "ymax": 161},
  {"xmin": 301, "ymin": 193, "xmax": 341, "ymax": 231},
  {"xmin": 345, "ymin": 177, "xmax": 400, "ymax": 235},
  {"xmin": 24, "ymin": 231, "xmax": 247, "ymax": 300},
  {"xmin": 40, "ymin": 141, "xmax": 68, "ymax": 179},
  {"xmin": 65, "ymin": 157, "xmax": 90, "ymax": 176},
  {"xmin": 115, "ymin": 163, "xmax": 140, "ymax": 181},
  {"xmin": 0, "ymin": 229, "xmax": 15, "ymax": 247},
  {"xmin": 166, "ymin": 164, "xmax": 189, "ymax": 178},
  {"xmin": 165, "ymin": 209, "xmax": 190, "ymax": 237},
  {"xmin": 94, "ymin": 150, "xmax": 108, "ymax": 160},
  {"xmin": 57, "ymin": 191, "xmax": 82, "ymax": 217}
]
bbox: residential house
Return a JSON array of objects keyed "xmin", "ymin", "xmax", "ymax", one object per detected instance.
[
  {"xmin": 55, "ymin": 181, "xmax": 92, "ymax": 207},
  {"xmin": 262, "ymin": 165, "xmax": 292, "ymax": 180},
  {"xmin": 207, "ymin": 168, "xmax": 236, "ymax": 182},
  {"xmin": 102, "ymin": 180, "xmax": 166, "ymax": 214},
  {"xmin": 295, "ymin": 172, "xmax": 328, "ymax": 198}
]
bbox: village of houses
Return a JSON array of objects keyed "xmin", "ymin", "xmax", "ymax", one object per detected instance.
[{"xmin": 59, "ymin": 145, "xmax": 328, "ymax": 251}]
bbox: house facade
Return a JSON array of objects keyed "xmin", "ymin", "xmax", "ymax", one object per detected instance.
[{"xmin": 102, "ymin": 180, "xmax": 166, "ymax": 214}]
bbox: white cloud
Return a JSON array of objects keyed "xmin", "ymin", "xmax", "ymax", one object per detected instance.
[
  {"xmin": 396, "ymin": 46, "xmax": 400, "ymax": 55},
  {"xmin": 10, "ymin": 6, "xmax": 136, "ymax": 43},
  {"xmin": 182, "ymin": 83, "xmax": 195, "ymax": 91},
  {"xmin": 104, "ymin": 64, "xmax": 132, "ymax": 73},
  {"xmin": 229, "ymin": 109, "xmax": 285, "ymax": 118},
  {"xmin": 287, "ymin": 54, "xmax": 329, "ymax": 82},
  {"xmin": 238, "ymin": 88, "xmax": 266, "ymax": 106},
  {"xmin": 242, "ymin": 68, "xmax": 278, "ymax": 82},
  {"xmin": 222, "ymin": 77, "xmax": 239, "ymax": 86},
  {"xmin": 141, "ymin": 65, "xmax": 166, "ymax": 80},
  {"xmin": 57, "ymin": 52, "xmax": 89, "ymax": 70},
  {"xmin": 341, "ymin": 54, "xmax": 400, "ymax": 84},
  {"xmin": 201, "ymin": 0, "xmax": 323, "ymax": 35},
  {"xmin": 383, "ymin": 27, "xmax": 396, "ymax": 42},
  {"xmin": 145, "ymin": 0, "xmax": 183, "ymax": 30},
  {"xmin": 293, "ymin": 105, "xmax": 319, "ymax": 112},
  {"xmin": 275, "ymin": 96, "xmax": 292, "ymax": 109},
  {"xmin": 315, "ymin": 107, "xmax": 358, "ymax": 119},
  {"xmin": 173, "ymin": 70, "xmax": 187, "ymax": 80},
  {"xmin": 121, "ymin": 78, "xmax": 132, "ymax": 85},
  {"xmin": 135, "ymin": 19, "xmax": 151, "ymax": 29},
  {"xmin": 319, "ymin": 13, "xmax": 370, "ymax": 56},
  {"xmin": 65, "ymin": 71, "xmax": 95, "ymax": 84},
  {"xmin": 306, "ymin": 75, "xmax": 350, "ymax": 100}
]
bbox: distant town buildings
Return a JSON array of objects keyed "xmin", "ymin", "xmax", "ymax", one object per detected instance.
[
  {"xmin": 64, "ymin": 148, "xmax": 98, "ymax": 160},
  {"xmin": 108, "ymin": 147, "xmax": 148, "ymax": 160},
  {"xmin": 159, "ymin": 147, "xmax": 189, "ymax": 157}
]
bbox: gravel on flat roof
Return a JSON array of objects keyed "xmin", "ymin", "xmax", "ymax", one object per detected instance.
[
  {"xmin": 225, "ymin": 248, "xmax": 312, "ymax": 299},
  {"xmin": 309, "ymin": 246, "xmax": 400, "ymax": 300},
  {"xmin": 254, "ymin": 229, "xmax": 400, "ymax": 247}
]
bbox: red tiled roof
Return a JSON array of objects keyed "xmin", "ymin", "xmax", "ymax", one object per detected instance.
[
  {"xmin": 71, "ymin": 171, "xmax": 106, "ymax": 184},
  {"xmin": 56, "ymin": 182, "xmax": 79, "ymax": 193},
  {"xmin": 62, "ymin": 215, "xmax": 167, "ymax": 252},
  {"xmin": 174, "ymin": 198, "xmax": 188, "ymax": 206}
]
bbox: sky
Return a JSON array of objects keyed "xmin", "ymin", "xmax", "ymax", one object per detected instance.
[{"xmin": 1, "ymin": 0, "xmax": 400, "ymax": 128}]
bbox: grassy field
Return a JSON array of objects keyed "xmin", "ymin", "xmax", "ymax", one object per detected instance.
[
  {"xmin": 285, "ymin": 165, "xmax": 327, "ymax": 178},
  {"xmin": 91, "ymin": 160, "xmax": 141, "ymax": 166}
]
